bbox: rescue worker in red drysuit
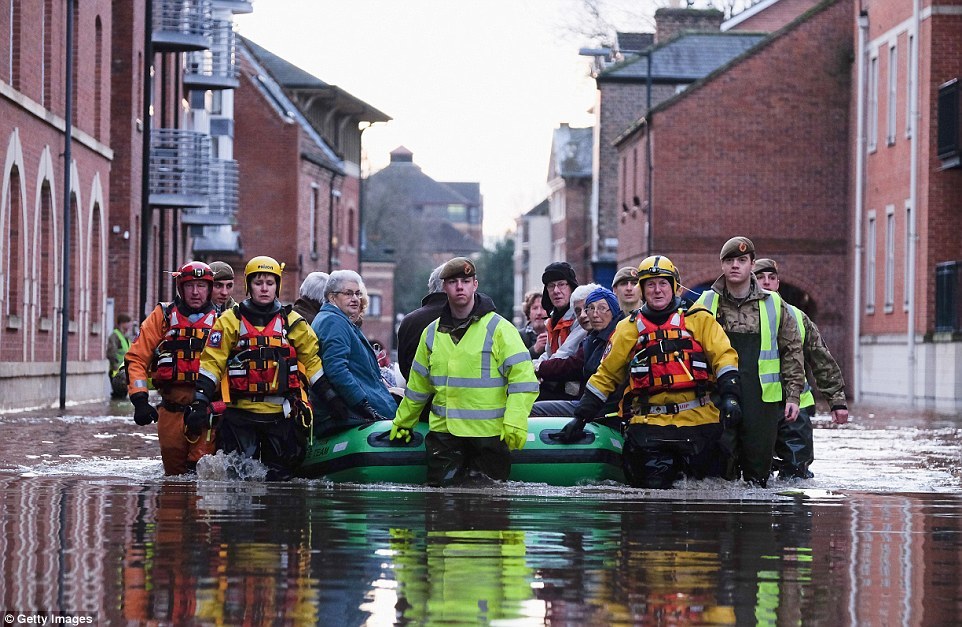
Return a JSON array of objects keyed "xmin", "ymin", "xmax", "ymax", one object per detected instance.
[
  {"xmin": 187, "ymin": 256, "xmax": 325, "ymax": 481},
  {"xmin": 125, "ymin": 261, "xmax": 218, "ymax": 475},
  {"xmin": 557, "ymin": 256, "xmax": 742, "ymax": 489}
]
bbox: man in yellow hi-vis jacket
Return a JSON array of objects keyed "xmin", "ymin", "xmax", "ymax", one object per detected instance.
[{"xmin": 390, "ymin": 257, "xmax": 539, "ymax": 486}]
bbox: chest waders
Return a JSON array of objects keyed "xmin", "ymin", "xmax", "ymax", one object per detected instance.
[{"xmin": 728, "ymin": 331, "xmax": 782, "ymax": 486}]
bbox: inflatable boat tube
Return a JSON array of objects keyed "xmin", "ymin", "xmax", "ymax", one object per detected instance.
[{"xmin": 298, "ymin": 416, "xmax": 625, "ymax": 486}]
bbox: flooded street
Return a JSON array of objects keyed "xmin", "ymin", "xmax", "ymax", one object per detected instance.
[{"xmin": 1, "ymin": 400, "xmax": 961, "ymax": 625}]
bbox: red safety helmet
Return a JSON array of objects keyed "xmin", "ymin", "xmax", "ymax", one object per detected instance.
[{"xmin": 172, "ymin": 261, "xmax": 214, "ymax": 298}]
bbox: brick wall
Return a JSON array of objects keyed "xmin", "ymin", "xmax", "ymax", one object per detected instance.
[{"xmin": 617, "ymin": 0, "xmax": 854, "ymax": 378}]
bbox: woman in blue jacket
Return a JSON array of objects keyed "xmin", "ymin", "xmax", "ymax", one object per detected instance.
[{"xmin": 310, "ymin": 270, "xmax": 398, "ymax": 435}]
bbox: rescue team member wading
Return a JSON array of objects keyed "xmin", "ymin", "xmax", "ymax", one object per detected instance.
[
  {"xmin": 695, "ymin": 237, "xmax": 805, "ymax": 487},
  {"xmin": 187, "ymin": 256, "xmax": 325, "ymax": 481},
  {"xmin": 753, "ymin": 257, "xmax": 849, "ymax": 479},
  {"xmin": 390, "ymin": 257, "xmax": 539, "ymax": 486},
  {"xmin": 557, "ymin": 256, "xmax": 741, "ymax": 489},
  {"xmin": 125, "ymin": 262, "xmax": 218, "ymax": 475}
]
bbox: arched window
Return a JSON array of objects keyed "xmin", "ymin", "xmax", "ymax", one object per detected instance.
[
  {"xmin": 1, "ymin": 165, "xmax": 25, "ymax": 362},
  {"xmin": 37, "ymin": 180, "xmax": 58, "ymax": 358},
  {"xmin": 89, "ymin": 203, "xmax": 103, "ymax": 337}
]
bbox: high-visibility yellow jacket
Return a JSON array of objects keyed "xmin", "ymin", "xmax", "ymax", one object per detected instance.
[
  {"xmin": 395, "ymin": 312, "xmax": 539, "ymax": 437},
  {"xmin": 198, "ymin": 303, "xmax": 323, "ymax": 415}
]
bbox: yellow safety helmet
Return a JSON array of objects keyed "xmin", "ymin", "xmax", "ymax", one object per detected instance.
[
  {"xmin": 244, "ymin": 255, "xmax": 285, "ymax": 293},
  {"xmin": 637, "ymin": 255, "xmax": 680, "ymax": 293}
]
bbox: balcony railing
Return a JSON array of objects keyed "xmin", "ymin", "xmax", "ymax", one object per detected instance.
[
  {"xmin": 149, "ymin": 129, "xmax": 210, "ymax": 208},
  {"xmin": 152, "ymin": 0, "xmax": 212, "ymax": 52},
  {"xmin": 183, "ymin": 158, "xmax": 238, "ymax": 225},
  {"xmin": 212, "ymin": 0, "xmax": 253, "ymax": 14},
  {"xmin": 184, "ymin": 19, "xmax": 238, "ymax": 90}
]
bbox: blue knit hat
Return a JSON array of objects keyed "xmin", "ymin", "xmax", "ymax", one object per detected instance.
[{"xmin": 584, "ymin": 287, "xmax": 621, "ymax": 317}]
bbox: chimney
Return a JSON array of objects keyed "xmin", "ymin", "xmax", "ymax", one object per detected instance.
[
  {"xmin": 389, "ymin": 146, "xmax": 414, "ymax": 163},
  {"xmin": 654, "ymin": 8, "xmax": 724, "ymax": 43}
]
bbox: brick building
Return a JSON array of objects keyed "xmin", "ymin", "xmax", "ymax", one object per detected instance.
[
  {"xmin": 1, "ymin": 0, "xmax": 115, "ymax": 408},
  {"xmin": 591, "ymin": 8, "xmax": 766, "ymax": 282},
  {"xmin": 853, "ymin": 0, "xmax": 962, "ymax": 408},
  {"xmin": 614, "ymin": 0, "xmax": 854, "ymax": 396}
]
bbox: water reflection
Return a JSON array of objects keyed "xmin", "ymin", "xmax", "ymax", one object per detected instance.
[{"xmin": 2, "ymin": 476, "xmax": 961, "ymax": 625}]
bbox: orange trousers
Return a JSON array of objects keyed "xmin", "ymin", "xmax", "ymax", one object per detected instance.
[{"xmin": 157, "ymin": 385, "xmax": 216, "ymax": 475}]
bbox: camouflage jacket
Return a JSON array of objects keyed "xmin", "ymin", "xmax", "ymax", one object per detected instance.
[{"xmin": 797, "ymin": 307, "xmax": 847, "ymax": 407}]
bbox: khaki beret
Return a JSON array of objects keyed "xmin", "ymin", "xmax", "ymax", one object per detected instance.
[
  {"xmin": 209, "ymin": 261, "xmax": 234, "ymax": 281},
  {"xmin": 439, "ymin": 257, "xmax": 477, "ymax": 280},
  {"xmin": 720, "ymin": 236, "xmax": 756, "ymax": 260},
  {"xmin": 611, "ymin": 266, "xmax": 640, "ymax": 287},
  {"xmin": 753, "ymin": 258, "xmax": 778, "ymax": 275}
]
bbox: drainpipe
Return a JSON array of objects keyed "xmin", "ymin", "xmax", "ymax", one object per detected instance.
[
  {"xmin": 906, "ymin": 0, "xmax": 921, "ymax": 407},
  {"xmin": 59, "ymin": 0, "xmax": 74, "ymax": 410},
  {"xmin": 853, "ymin": 9, "xmax": 869, "ymax": 404}
]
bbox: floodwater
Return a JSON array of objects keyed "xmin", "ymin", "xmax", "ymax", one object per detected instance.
[{"xmin": 1, "ymin": 400, "xmax": 961, "ymax": 626}]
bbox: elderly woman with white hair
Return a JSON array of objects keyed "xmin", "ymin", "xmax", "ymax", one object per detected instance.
[
  {"xmin": 292, "ymin": 271, "xmax": 329, "ymax": 324},
  {"xmin": 310, "ymin": 270, "xmax": 397, "ymax": 434}
]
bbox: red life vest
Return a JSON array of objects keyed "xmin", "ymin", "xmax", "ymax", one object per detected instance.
[
  {"xmin": 151, "ymin": 305, "xmax": 216, "ymax": 385},
  {"xmin": 626, "ymin": 310, "xmax": 712, "ymax": 398},
  {"xmin": 226, "ymin": 311, "xmax": 301, "ymax": 397}
]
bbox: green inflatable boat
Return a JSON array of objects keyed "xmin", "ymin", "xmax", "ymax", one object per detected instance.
[{"xmin": 298, "ymin": 417, "xmax": 626, "ymax": 486}]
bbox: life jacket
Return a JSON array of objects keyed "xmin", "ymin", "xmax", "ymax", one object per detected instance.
[
  {"xmin": 625, "ymin": 309, "xmax": 712, "ymax": 400},
  {"xmin": 110, "ymin": 328, "xmax": 130, "ymax": 377},
  {"xmin": 226, "ymin": 307, "xmax": 302, "ymax": 399},
  {"xmin": 150, "ymin": 304, "xmax": 216, "ymax": 385}
]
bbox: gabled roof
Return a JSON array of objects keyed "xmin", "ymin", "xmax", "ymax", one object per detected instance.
[
  {"xmin": 366, "ymin": 159, "xmax": 471, "ymax": 207},
  {"xmin": 550, "ymin": 124, "xmax": 593, "ymax": 179},
  {"xmin": 444, "ymin": 182, "xmax": 482, "ymax": 206},
  {"xmin": 524, "ymin": 198, "xmax": 550, "ymax": 218},
  {"xmin": 241, "ymin": 36, "xmax": 390, "ymax": 123},
  {"xmin": 238, "ymin": 40, "xmax": 343, "ymax": 173},
  {"xmin": 598, "ymin": 31, "xmax": 767, "ymax": 83}
]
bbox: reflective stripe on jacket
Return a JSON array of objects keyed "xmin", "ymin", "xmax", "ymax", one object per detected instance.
[
  {"xmin": 696, "ymin": 289, "xmax": 784, "ymax": 403},
  {"xmin": 789, "ymin": 305, "xmax": 815, "ymax": 409},
  {"xmin": 396, "ymin": 312, "xmax": 538, "ymax": 437}
]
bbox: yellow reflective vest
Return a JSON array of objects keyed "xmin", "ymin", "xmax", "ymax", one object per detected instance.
[
  {"xmin": 695, "ymin": 289, "xmax": 784, "ymax": 403},
  {"xmin": 788, "ymin": 304, "xmax": 816, "ymax": 409},
  {"xmin": 395, "ymin": 312, "xmax": 539, "ymax": 437}
]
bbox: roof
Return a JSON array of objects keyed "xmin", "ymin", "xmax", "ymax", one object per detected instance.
[
  {"xmin": 366, "ymin": 159, "xmax": 471, "ymax": 207},
  {"xmin": 524, "ymin": 198, "xmax": 550, "ymax": 218},
  {"xmin": 241, "ymin": 36, "xmax": 390, "ymax": 123},
  {"xmin": 444, "ymin": 182, "xmax": 482, "ymax": 206},
  {"xmin": 434, "ymin": 222, "xmax": 483, "ymax": 254},
  {"xmin": 598, "ymin": 31, "xmax": 767, "ymax": 83},
  {"xmin": 238, "ymin": 41, "xmax": 343, "ymax": 173},
  {"xmin": 550, "ymin": 124, "xmax": 593, "ymax": 179}
]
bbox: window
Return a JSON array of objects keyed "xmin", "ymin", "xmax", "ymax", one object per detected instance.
[
  {"xmin": 309, "ymin": 183, "xmax": 319, "ymax": 256},
  {"xmin": 937, "ymin": 79, "xmax": 961, "ymax": 168},
  {"xmin": 368, "ymin": 294, "xmax": 382, "ymax": 317},
  {"xmin": 884, "ymin": 206, "xmax": 895, "ymax": 312},
  {"xmin": 904, "ymin": 201, "xmax": 912, "ymax": 312},
  {"xmin": 866, "ymin": 210, "xmax": 876, "ymax": 314},
  {"xmin": 447, "ymin": 204, "xmax": 466, "ymax": 222},
  {"xmin": 906, "ymin": 34, "xmax": 914, "ymax": 138},
  {"xmin": 868, "ymin": 54, "xmax": 879, "ymax": 152},
  {"xmin": 887, "ymin": 43, "xmax": 897, "ymax": 145},
  {"xmin": 94, "ymin": 16, "xmax": 103, "ymax": 139},
  {"xmin": 9, "ymin": 0, "xmax": 21, "ymax": 89}
]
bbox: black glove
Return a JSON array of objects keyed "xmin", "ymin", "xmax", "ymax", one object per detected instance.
[
  {"xmin": 716, "ymin": 370, "xmax": 742, "ymax": 430},
  {"xmin": 184, "ymin": 396, "xmax": 213, "ymax": 438},
  {"xmin": 311, "ymin": 376, "xmax": 350, "ymax": 420},
  {"xmin": 130, "ymin": 392, "xmax": 158, "ymax": 426},
  {"xmin": 355, "ymin": 399, "xmax": 389, "ymax": 423},
  {"xmin": 549, "ymin": 392, "xmax": 604, "ymax": 443}
]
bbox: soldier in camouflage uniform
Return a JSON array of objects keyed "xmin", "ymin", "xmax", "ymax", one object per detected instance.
[
  {"xmin": 753, "ymin": 258, "xmax": 849, "ymax": 479},
  {"xmin": 694, "ymin": 237, "xmax": 805, "ymax": 487}
]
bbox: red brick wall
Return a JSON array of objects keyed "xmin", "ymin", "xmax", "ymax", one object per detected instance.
[
  {"xmin": 564, "ymin": 177, "xmax": 592, "ymax": 284},
  {"xmin": 618, "ymin": 0, "xmax": 854, "ymax": 374},
  {"xmin": 727, "ymin": 0, "xmax": 822, "ymax": 33}
]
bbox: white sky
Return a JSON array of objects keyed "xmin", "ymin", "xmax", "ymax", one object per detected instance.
[{"xmin": 234, "ymin": 0, "xmax": 619, "ymax": 240}]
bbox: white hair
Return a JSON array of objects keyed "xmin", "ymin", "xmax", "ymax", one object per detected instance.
[
  {"xmin": 427, "ymin": 263, "xmax": 446, "ymax": 293},
  {"xmin": 571, "ymin": 283, "xmax": 602, "ymax": 304},
  {"xmin": 324, "ymin": 270, "xmax": 366, "ymax": 301},
  {"xmin": 299, "ymin": 272, "xmax": 329, "ymax": 301}
]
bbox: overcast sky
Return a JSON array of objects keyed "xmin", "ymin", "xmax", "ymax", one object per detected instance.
[{"xmin": 234, "ymin": 0, "xmax": 623, "ymax": 240}]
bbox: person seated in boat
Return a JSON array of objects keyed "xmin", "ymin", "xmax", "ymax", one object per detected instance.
[
  {"xmin": 292, "ymin": 271, "xmax": 329, "ymax": 324},
  {"xmin": 534, "ymin": 262, "xmax": 587, "ymax": 401},
  {"xmin": 519, "ymin": 290, "xmax": 548, "ymax": 359},
  {"xmin": 532, "ymin": 285, "xmax": 620, "ymax": 418},
  {"xmin": 310, "ymin": 270, "xmax": 398, "ymax": 437},
  {"xmin": 389, "ymin": 257, "xmax": 539, "ymax": 487},
  {"xmin": 533, "ymin": 283, "xmax": 601, "ymax": 416},
  {"xmin": 186, "ymin": 256, "xmax": 325, "ymax": 481},
  {"xmin": 556, "ymin": 256, "xmax": 742, "ymax": 490}
]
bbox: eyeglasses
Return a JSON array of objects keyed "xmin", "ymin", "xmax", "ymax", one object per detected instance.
[
  {"xmin": 585, "ymin": 305, "xmax": 611, "ymax": 314},
  {"xmin": 335, "ymin": 290, "xmax": 363, "ymax": 298}
]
